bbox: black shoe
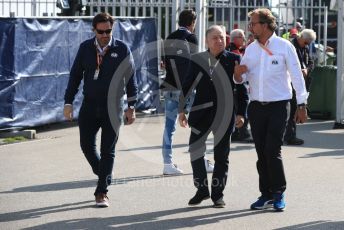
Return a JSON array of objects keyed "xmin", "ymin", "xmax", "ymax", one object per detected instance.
[
  {"xmin": 285, "ymin": 137, "xmax": 304, "ymax": 145},
  {"xmin": 213, "ymin": 197, "xmax": 226, "ymax": 208},
  {"xmin": 188, "ymin": 191, "xmax": 210, "ymax": 206}
]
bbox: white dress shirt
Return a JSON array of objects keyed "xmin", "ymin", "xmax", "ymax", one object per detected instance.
[
  {"xmin": 234, "ymin": 33, "xmax": 308, "ymax": 104},
  {"xmin": 95, "ymin": 36, "xmax": 113, "ymax": 55}
]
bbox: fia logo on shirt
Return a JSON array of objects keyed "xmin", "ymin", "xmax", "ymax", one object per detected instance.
[
  {"xmin": 272, "ymin": 60, "xmax": 279, "ymax": 65},
  {"xmin": 111, "ymin": 52, "xmax": 118, "ymax": 58}
]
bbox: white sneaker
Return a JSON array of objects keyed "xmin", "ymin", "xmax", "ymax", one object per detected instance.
[
  {"xmin": 204, "ymin": 158, "xmax": 214, "ymax": 173},
  {"xmin": 163, "ymin": 164, "xmax": 183, "ymax": 175}
]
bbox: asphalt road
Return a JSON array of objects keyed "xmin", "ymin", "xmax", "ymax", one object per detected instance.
[{"xmin": 0, "ymin": 116, "xmax": 343, "ymax": 229}]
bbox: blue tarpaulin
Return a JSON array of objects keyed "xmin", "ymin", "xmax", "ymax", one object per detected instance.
[{"xmin": 0, "ymin": 17, "xmax": 158, "ymax": 128}]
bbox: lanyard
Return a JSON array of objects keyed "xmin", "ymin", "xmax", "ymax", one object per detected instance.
[
  {"xmin": 208, "ymin": 56, "xmax": 220, "ymax": 76},
  {"xmin": 258, "ymin": 41, "xmax": 273, "ymax": 56},
  {"xmin": 96, "ymin": 47, "xmax": 109, "ymax": 70}
]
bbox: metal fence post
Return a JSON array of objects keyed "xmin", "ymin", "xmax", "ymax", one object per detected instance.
[
  {"xmin": 335, "ymin": 0, "xmax": 344, "ymax": 127},
  {"xmin": 171, "ymin": 0, "xmax": 179, "ymax": 32},
  {"xmin": 195, "ymin": 0, "xmax": 205, "ymax": 52}
]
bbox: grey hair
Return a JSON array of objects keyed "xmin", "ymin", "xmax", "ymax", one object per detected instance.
[
  {"xmin": 300, "ymin": 29, "xmax": 316, "ymax": 42},
  {"xmin": 206, "ymin": 25, "xmax": 225, "ymax": 38},
  {"xmin": 230, "ymin": 29, "xmax": 245, "ymax": 41}
]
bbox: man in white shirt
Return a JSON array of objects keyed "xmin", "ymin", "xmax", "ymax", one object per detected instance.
[{"xmin": 234, "ymin": 8, "xmax": 308, "ymax": 212}]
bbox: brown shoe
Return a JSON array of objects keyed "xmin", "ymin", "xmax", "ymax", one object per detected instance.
[{"xmin": 95, "ymin": 193, "xmax": 109, "ymax": 207}]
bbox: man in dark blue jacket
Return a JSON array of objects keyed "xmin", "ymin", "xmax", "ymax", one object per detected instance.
[
  {"xmin": 160, "ymin": 9, "xmax": 214, "ymax": 175},
  {"xmin": 178, "ymin": 25, "xmax": 248, "ymax": 208},
  {"xmin": 63, "ymin": 13, "xmax": 138, "ymax": 207}
]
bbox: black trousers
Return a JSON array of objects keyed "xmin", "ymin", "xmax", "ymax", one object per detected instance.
[
  {"xmin": 284, "ymin": 89, "xmax": 297, "ymax": 142},
  {"xmin": 78, "ymin": 101, "xmax": 119, "ymax": 195},
  {"xmin": 189, "ymin": 113, "xmax": 233, "ymax": 202},
  {"xmin": 248, "ymin": 100, "xmax": 289, "ymax": 197}
]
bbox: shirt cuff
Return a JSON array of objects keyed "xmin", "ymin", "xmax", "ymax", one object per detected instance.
[
  {"xmin": 233, "ymin": 73, "xmax": 246, "ymax": 84},
  {"xmin": 296, "ymin": 92, "xmax": 309, "ymax": 105}
]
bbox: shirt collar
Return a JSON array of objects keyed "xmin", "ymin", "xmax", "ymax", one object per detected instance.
[
  {"xmin": 94, "ymin": 37, "xmax": 113, "ymax": 54},
  {"xmin": 178, "ymin": 26, "xmax": 192, "ymax": 34},
  {"xmin": 265, "ymin": 32, "xmax": 277, "ymax": 46}
]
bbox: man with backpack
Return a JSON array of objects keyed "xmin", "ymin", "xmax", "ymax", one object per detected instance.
[{"xmin": 160, "ymin": 9, "xmax": 214, "ymax": 175}]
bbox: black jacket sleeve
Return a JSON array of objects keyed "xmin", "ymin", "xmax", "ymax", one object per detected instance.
[
  {"xmin": 178, "ymin": 54, "xmax": 198, "ymax": 113},
  {"xmin": 233, "ymin": 55, "xmax": 249, "ymax": 117},
  {"xmin": 64, "ymin": 43, "xmax": 84, "ymax": 104},
  {"xmin": 124, "ymin": 48, "xmax": 138, "ymax": 107},
  {"xmin": 186, "ymin": 33, "xmax": 198, "ymax": 54}
]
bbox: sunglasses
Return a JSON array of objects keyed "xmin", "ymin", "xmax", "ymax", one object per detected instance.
[{"xmin": 96, "ymin": 29, "xmax": 112, "ymax": 35}]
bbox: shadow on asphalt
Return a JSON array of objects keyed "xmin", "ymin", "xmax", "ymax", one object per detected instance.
[
  {"xmin": 294, "ymin": 121, "xmax": 344, "ymax": 159},
  {"xmin": 275, "ymin": 220, "xmax": 344, "ymax": 229},
  {"xmin": 0, "ymin": 174, "xmax": 192, "ymax": 194},
  {"xmin": 118, "ymin": 143, "xmax": 189, "ymax": 152},
  {"xmin": 34, "ymin": 121, "xmax": 78, "ymax": 133},
  {"xmin": 300, "ymin": 121, "xmax": 344, "ymax": 150},
  {"xmin": 17, "ymin": 207, "xmax": 268, "ymax": 229},
  {"xmin": 118, "ymin": 140, "xmax": 256, "ymax": 153},
  {"xmin": 0, "ymin": 200, "xmax": 94, "ymax": 223},
  {"xmin": 299, "ymin": 149, "xmax": 344, "ymax": 159},
  {"xmin": 22, "ymin": 210, "xmax": 343, "ymax": 229},
  {"xmin": 1, "ymin": 200, "xmax": 343, "ymax": 229}
]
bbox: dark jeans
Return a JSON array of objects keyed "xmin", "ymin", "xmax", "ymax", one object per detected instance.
[
  {"xmin": 78, "ymin": 101, "xmax": 119, "ymax": 195},
  {"xmin": 189, "ymin": 114, "xmax": 233, "ymax": 202},
  {"xmin": 248, "ymin": 100, "xmax": 289, "ymax": 197},
  {"xmin": 284, "ymin": 89, "xmax": 297, "ymax": 142}
]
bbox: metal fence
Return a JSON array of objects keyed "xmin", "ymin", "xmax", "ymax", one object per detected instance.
[
  {"xmin": 83, "ymin": 0, "xmax": 331, "ymax": 62},
  {"xmin": 0, "ymin": 0, "xmax": 334, "ymax": 61},
  {"xmin": 0, "ymin": 0, "xmax": 58, "ymax": 17}
]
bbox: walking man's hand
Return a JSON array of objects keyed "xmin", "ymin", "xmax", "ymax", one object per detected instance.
[
  {"xmin": 63, "ymin": 104, "xmax": 73, "ymax": 121},
  {"xmin": 125, "ymin": 107, "xmax": 136, "ymax": 125},
  {"xmin": 178, "ymin": 112, "xmax": 188, "ymax": 128}
]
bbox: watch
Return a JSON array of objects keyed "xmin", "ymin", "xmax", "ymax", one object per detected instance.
[{"xmin": 129, "ymin": 105, "xmax": 135, "ymax": 110}]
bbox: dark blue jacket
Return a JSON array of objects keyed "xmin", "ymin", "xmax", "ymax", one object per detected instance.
[
  {"xmin": 64, "ymin": 37, "xmax": 138, "ymax": 106},
  {"xmin": 160, "ymin": 28, "xmax": 198, "ymax": 91}
]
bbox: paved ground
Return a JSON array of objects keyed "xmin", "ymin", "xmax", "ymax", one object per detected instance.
[{"xmin": 0, "ymin": 115, "xmax": 343, "ymax": 229}]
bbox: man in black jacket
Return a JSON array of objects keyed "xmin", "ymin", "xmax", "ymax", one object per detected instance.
[
  {"xmin": 284, "ymin": 29, "xmax": 316, "ymax": 145},
  {"xmin": 178, "ymin": 25, "xmax": 248, "ymax": 207},
  {"xmin": 63, "ymin": 13, "xmax": 138, "ymax": 207}
]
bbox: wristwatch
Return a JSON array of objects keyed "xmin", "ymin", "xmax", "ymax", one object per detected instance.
[
  {"xmin": 298, "ymin": 103, "xmax": 306, "ymax": 110},
  {"xmin": 129, "ymin": 105, "xmax": 135, "ymax": 110}
]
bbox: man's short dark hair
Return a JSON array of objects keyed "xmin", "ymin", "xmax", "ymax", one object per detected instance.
[
  {"xmin": 92, "ymin": 12, "xmax": 114, "ymax": 28},
  {"xmin": 178, "ymin": 9, "xmax": 197, "ymax": 27}
]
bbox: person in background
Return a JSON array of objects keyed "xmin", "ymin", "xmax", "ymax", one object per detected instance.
[
  {"xmin": 228, "ymin": 29, "xmax": 246, "ymax": 55},
  {"xmin": 228, "ymin": 29, "xmax": 252, "ymax": 143},
  {"xmin": 63, "ymin": 13, "xmax": 138, "ymax": 207},
  {"xmin": 282, "ymin": 22, "xmax": 302, "ymax": 40},
  {"xmin": 234, "ymin": 8, "xmax": 308, "ymax": 211},
  {"xmin": 160, "ymin": 9, "xmax": 214, "ymax": 175},
  {"xmin": 284, "ymin": 29, "xmax": 316, "ymax": 145}
]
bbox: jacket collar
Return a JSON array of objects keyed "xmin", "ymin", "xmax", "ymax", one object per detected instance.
[{"xmin": 207, "ymin": 49, "xmax": 225, "ymax": 60}]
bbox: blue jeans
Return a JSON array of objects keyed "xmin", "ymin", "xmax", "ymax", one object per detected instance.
[{"xmin": 162, "ymin": 90, "xmax": 194, "ymax": 164}]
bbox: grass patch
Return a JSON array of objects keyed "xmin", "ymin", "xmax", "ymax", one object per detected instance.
[{"xmin": 3, "ymin": 136, "xmax": 27, "ymax": 144}]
